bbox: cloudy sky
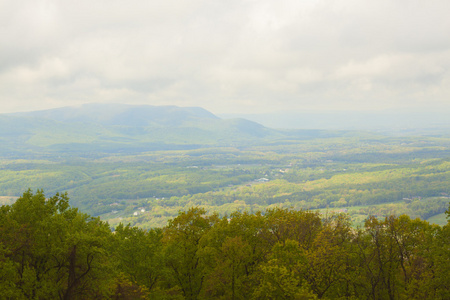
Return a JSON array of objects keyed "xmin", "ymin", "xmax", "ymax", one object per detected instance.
[{"xmin": 1, "ymin": 0, "xmax": 449, "ymax": 115}]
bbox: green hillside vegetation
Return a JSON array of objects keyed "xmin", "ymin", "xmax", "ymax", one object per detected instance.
[
  {"xmin": 1, "ymin": 133, "xmax": 449, "ymax": 228},
  {"xmin": 1, "ymin": 104, "xmax": 449, "ymax": 228},
  {"xmin": 1, "ymin": 104, "xmax": 286, "ymax": 156},
  {"xmin": 1, "ymin": 190, "xmax": 449, "ymax": 299},
  {"xmin": 427, "ymin": 212, "xmax": 448, "ymax": 225},
  {"xmin": 0, "ymin": 104, "xmax": 376, "ymax": 158}
]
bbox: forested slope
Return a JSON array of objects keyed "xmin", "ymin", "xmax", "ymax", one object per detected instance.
[
  {"xmin": 1, "ymin": 104, "xmax": 339, "ymax": 157},
  {"xmin": 1, "ymin": 190, "xmax": 449, "ymax": 299}
]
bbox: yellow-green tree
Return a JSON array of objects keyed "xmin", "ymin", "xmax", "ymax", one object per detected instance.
[
  {"xmin": 162, "ymin": 207, "xmax": 219, "ymax": 300},
  {"xmin": 0, "ymin": 189, "xmax": 114, "ymax": 299}
]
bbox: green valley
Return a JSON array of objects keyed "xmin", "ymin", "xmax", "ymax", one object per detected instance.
[
  {"xmin": 0, "ymin": 104, "xmax": 449, "ymax": 228},
  {"xmin": 1, "ymin": 104, "xmax": 450, "ymax": 299},
  {"xmin": 1, "ymin": 122, "xmax": 449, "ymax": 228}
]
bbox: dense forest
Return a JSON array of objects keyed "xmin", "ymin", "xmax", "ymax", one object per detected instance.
[{"xmin": 1, "ymin": 190, "xmax": 449, "ymax": 299}]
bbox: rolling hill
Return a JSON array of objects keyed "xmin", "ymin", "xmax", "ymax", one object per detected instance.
[{"xmin": 1, "ymin": 103, "xmax": 361, "ymax": 158}]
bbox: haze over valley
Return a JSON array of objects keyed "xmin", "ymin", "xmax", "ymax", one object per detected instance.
[
  {"xmin": 0, "ymin": 103, "xmax": 448, "ymax": 228},
  {"xmin": 1, "ymin": 1, "xmax": 450, "ymax": 298}
]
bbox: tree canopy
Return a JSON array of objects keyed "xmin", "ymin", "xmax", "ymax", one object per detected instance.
[{"xmin": 1, "ymin": 190, "xmax": 449, "ymax": 299}]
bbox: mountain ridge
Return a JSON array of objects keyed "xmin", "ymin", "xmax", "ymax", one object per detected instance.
[
  {"xmin": 0, "ymin": 103, "xmax": 365, "ymax": 158},
  {"xmin": 10, "ymin": 103, "xmax": 220, "ymax": 127}
]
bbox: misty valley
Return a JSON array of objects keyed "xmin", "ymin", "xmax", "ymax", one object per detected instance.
[
  {"xmin": 3, "ymin": 0, "xmax": 450, "ymax": 297},
  {"xmin": 1, "ymin": 104, "xmax": 449, "ymax": 228},
  {"xmin": 1, "ymin": 104, "xmax": 449, "ymax": 299},
  {"xmin": 1, "ymin": 137, "xmax": 449, "ymax": 229}
]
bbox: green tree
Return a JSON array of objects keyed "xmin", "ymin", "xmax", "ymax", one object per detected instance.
[
  {"xmin": 264, "ymin": 208, "xmax": 322, "ymax": 249},
  {"xmin": 301, "ymin": 214, "xmax": 356, "ymax": 299},
  {"xmin": 202, "ymin": 236, "xmax": 252, "ymax": 299},
  {"xmin": 112, "ymin": 223, "xmax": 163, "ymax": 297},
  {"xmin": 0, "ymin": 190, "xmax": 114, "ymax": 299},
  {"xmin": 423, "ymin": 204, "xmax": 450, "ymax": 299},
  {"xmin": 252, "ymin": 240, "xmax": 318, "ymax": 300},
  {"xmin": 162, "ymin": 207, "xmax": 219, "ymax": 300}
]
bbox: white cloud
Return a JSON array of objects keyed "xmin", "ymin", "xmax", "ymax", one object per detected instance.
[{"xmin": 0, "ymin": 0, "xmax": 449, "ymax": 114}]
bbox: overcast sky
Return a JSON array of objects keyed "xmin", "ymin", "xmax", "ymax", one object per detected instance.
[{"xmin": 1, "ymin": 0, "xmax": 449, "ymax": 115}]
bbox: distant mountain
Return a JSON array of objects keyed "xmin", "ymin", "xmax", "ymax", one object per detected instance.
[
  {"xmin": 0, "ymin": 104, "xmax": 363, "ymax": 158},
  {"xmin": 0, "ymin": 104, "xmax": 271, "ymax": 157},
  {"xmin": 11, "ymin": 103, "xmax": 220, "ymax": 127}
]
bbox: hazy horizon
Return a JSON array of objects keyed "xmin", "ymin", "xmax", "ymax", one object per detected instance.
[{"xmin": 2, "ymin": 102, "xmax": 448, "ymax": 131}]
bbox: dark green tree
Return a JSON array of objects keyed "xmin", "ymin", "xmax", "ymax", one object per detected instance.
[{"xmin": 0, "ymin": 190, "xmax": 114, "ymax": 299}]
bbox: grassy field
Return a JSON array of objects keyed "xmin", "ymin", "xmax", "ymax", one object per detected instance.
[{"xmin": 427, "ymin": 213, "xmax": 448, "ymax": 226}]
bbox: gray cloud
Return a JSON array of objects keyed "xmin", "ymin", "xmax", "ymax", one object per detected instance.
[{"xmin": 0, "ymin": 0, "xmax": 449, "ymax": 114}]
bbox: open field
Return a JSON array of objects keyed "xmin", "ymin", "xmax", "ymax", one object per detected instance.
[{"xmin": 427, "ymin": 212, "xmax": 448, "ymax": 226}]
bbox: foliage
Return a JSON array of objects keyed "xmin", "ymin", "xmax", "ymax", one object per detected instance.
[
  {"xmin": 0, "ymin": 190, "xmax": 114, "ymax": 299},
  {"xmin": 2, "ymin": 135, "xmax": 450, "ymax": 229},
  {"xmin": 1, "ymin": 190, "xmax": 450, "ymax": 299}
]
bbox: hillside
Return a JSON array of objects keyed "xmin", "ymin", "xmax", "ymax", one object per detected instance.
[
  {"xmin": 12, "ymin": 103, "xmax": 220, "ymax": 126},
  {"xmin": 1, "ymin": 104, "xmax": 360, "ymax": 158},
  {"xmin": 2, "ymin": 104, "xmax": 448, "ymax": 230}
]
